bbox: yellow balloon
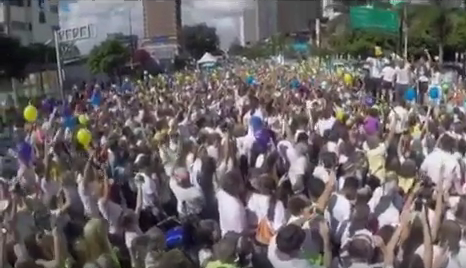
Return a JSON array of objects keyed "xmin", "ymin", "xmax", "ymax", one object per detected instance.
[
  {"xmin": 374, "ymin": 46, "xmax": 383, "ymax": 56},
  {"xmin": 336, "ymin": 109, "xmax": 345, "ymax": 121},
  {"xmin": 336, "ymin": 68, "xmax": 343, "ymax": 77},
  {"xmin": 78, "ymin": 114, "xmax": 89, "ymax": 125},
  {"xmin": 76, "ymin": 128, "xmax": 92, "ymax": 146},
  {"xmin": 23, "ymin": 104, "xmax": 38, "ymax": 122},
  {"xmin": 343, "ymin": 73, "xmax": 353, "ymax": 85}
]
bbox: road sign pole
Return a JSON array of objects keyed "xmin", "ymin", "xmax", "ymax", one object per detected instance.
[
  {"xmin": 54, "ymin": 30, "xmax": 64, "ymax": 101},
  {"xmin": 403, "ymin": 4, "xmax": 408, "ymax": 60}
]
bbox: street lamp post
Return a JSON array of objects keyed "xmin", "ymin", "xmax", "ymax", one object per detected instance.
[{"xmin": 53, "ymin": 30, "xmax": 64, "ymax": 101}]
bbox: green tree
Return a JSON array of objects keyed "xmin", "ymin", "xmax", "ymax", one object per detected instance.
[
  {"xmin": 87, "ymin": 39, "xmax": 129, "ymax": 78},
  {"xmin": 228, "ymin": 38, "xmax": 244, "ymax": 56},
  {"xmin": 27, "ymin": 43, "xmax": 56, "ymax": 64},
  {"xmin": 0, "ymin": 36, "xmax": 30, "ymax": 79},
  {"xmin": 182, "ymin": 23, "xmax": 220, "ymax": 59}
]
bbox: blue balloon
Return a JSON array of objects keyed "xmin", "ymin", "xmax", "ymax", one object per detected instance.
[
  {"xmin": 429, "ymin": 86, "xmax": 440, "ymax": 99},
  {"xmin": 165, "ymin": 226, "xmax": 183, "ymax": 249},
  {"xmin": 64, "ymin": 116, "xmax": 76, "ymax": 129},
  {"xmin": 365, "ymin": 96, "xmax": 375, "ymax": 106},
  {"xmin": 121, "ymin": 81, "xmax": 132, "ymax": 92},
  {"xmin": 90, "ymin": 91, "xmax": 101, "ymax": 107},
  {"xmin": 254, "ymin": 128, "xmax": 271, "ymax": 153},
  {"xmin": 290, "ymin": 79, "xmax": 300, "ymax": 89},
  {"xmin": 41, "ymin": 98, "xmax": 54, "ymax": 113},
  {"xmin": 250, "ymin": 116, "xmax": 263, "ymax": 132},
  {"xmin": 404, "ymin": 87, "xmax": 416, "ymax": 101},
  {"xmin": 62, "ymin": 105, "xmax": 72, "ymax": 117},
  {"xmin": 17, "ymin": 141, "xmax": 32, "ymax": 163},
  {"xmin": 246, "ymin": 76, "xmax": 255, "ymax": 85}
]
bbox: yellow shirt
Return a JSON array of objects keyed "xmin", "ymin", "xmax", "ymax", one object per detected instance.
[
  {"xmin": 366, "ymin": 143, "xmax": 387, "ymax": 182},
  {"xmin": 206, "ymin": 260, "xmax": 238, "ymax": 268},
  {"xmin": 398, "ymin": 176, "xmax": 415, "ymax": 193}
]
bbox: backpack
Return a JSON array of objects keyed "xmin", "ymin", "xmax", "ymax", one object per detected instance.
[{"xmin": 255, "ymin": 198, "xmax": 276, "ymax": 245}]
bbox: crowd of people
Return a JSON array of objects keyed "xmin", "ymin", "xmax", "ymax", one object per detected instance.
[{"xmin": 0, "ymin": 51, "xmax": 464, "ymax": 268}]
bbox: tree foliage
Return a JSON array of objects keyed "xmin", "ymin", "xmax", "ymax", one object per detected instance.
[
  {"xmin": 133, "ymin": 49, "xmax": 152, "ymax": 66},
  {"xmin": 0, "ymin": 36, "xmax": 33, "ymax": 79},
  {"xmin": 182, "ymin": 23, "xmax": 220, "ymax": 59},
  {"xmin": 87, "ymin": 39, "xmax": 130, "ymax": 76},
  {"xmin": 27, "ymin": 43, "xmax": 56, "ymax": 64},
  {"xmin": 326, "ymin": 3, "xmax": 466, "ymax": 60}
]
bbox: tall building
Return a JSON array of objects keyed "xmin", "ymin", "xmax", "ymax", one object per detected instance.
[
  {"xmin": 241, "ymin": 0, "xmax": 320, "ymax": 44},
  {"xmin": 0, "ymin": 0, "xmax": 59, "ymax": 45},
  {"xmin": 141, "ymin": 0, "xmax": 181, "ymax": 61},
  {"xmin": 276, "ymin": 0, "xmax": 320, "ymax": 34}
]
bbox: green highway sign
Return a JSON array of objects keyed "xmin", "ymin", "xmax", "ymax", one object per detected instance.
[
  {"xmin": 349, "ymin": 6, "xmax": 400, "ymax": 34},
  {"xmin": 390, "ymin": 0, "xmax": 405, "ymax": 6}
]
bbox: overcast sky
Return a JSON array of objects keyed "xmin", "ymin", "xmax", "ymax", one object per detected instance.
[{"xmin": 59, "ymin": 0, "xmax": 252, "ymax": 53}]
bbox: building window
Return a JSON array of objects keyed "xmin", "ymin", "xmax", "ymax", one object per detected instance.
[
  {"xmin": 27, "ymin": 0, "xmax": 31, "ymax": 7},
  {"xmin": 50, "ymin": 5, "xmax": 59, "ymax": 13},
  {"xmin": 39, "ymin": 11, "xmax": 46, "ymax": 24},
  {"xmin": 11, "ymin": 0, "xmax": 25, "ymax": 7},
  {"xmin": 28, "ymin": 23, "xmax": 32, "ymax": 31},
  {"xmin": 11, "ymin": 21, "xmax": 28, "ymax": 31}
]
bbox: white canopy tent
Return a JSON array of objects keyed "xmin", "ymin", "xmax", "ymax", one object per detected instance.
[{"xmin": 197, "ymin": 52, "xmax": 218, "ymax": 66}]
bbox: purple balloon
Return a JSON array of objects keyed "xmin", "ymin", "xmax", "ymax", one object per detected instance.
[
  {"xmin": 17, "ymin": 141, "xmax": 33, "ymax": 163},
  {"xmin": 365, "ymin": 96, "xmax": 375, "ymax": 106},
  {"xmin": 41, "ymin": 99, "xmax": 52, "ymax": 113},
  {"xmin": 254, "ymin": 128, "xmax": 271, "ymax": 152},
  {"xmin": 62, "ymin": 105, "xmax": 72, "ymax": 117}
]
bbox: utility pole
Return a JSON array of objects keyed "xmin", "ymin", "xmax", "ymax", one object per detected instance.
[
  {"xmin": 4, "ymin": 0, "xmax": 10, "ymax": 35},
  {"xmin": 129, "ymin": 9, "xmax": 134, "ymax": 69},
  {"xmin": 403, "ymin": 3, "xmax": 408, "ymax": 60},
  {"xmin": 4, "ymin": 0, "xmax": 18, "ymax": 107}
]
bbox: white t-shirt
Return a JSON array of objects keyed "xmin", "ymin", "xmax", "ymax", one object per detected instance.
[
  {"xmin": 447, "ymin": 241, "xmax": 466, "ymax": 268},
  {"xmin": 77, "ymin": 174, "xmax": 100, "ymax": 218},
  {"xmin": 135, "ymin": 172, "xmax": 158, "ymax": 214},
  {"xmin": 243, "ymin": 109, "xmax": 265, "ymax": 136},
  {"xmin": 169, "ymin": 179, "xmax": 204, "ymax": 217},
  {"xmin": 315, "ymin": 117, "xmax": 336, "ymax": 137},
  {"xmin": 381, "ymin": 66, "xmax": 395, "ymax": 83},
  {"xmin": 421, "ymin": 148, "xmax": 461, "ymax": 187},
  {"xmin": 124, "ymin": 226, "xmax": 143, "ymax": 252},
  {"xmin": 216, "ymin": 189, "xmax": 247, "ymax": 236},
  {"xmin": 267, "ymin": 236, "xmax": 313, "ymax": 268},
  {"xmin": 98, "ymin": 198, "xmax": 123, "ymax": 234},
  {"xmin": 325, "ymin": 194, "xmax": 352, "ymax": 232},
  {"xmin": 288, "ymin": 155, "xmax": 308, "ymax": 191},
  {"xmin": 37, "ymin": 176, "xmax": 60, "ymax": 204},
  {"xmin": 246, "ymin": 193, "xmax": 286, "ymax": 231},
  {"xmin": 388, "ymin": 106, "xmax": 408, "ymax": 134},
  {"xmin": 186, "ymin": 153, "xmax": 202, "ymax": 189},
  {"xmin": 395, "ymin": 65, "xmax": 411, "ymax": 85},
  {"xmin": 236, "ymin": 134, "xmax": 255, "ymax": 157},
  {"xmin": 367, "ymin": 187, "xmax": 400, "ymax": 228},
  {"xmin": 367, "ymin": 57, "xmax": 382, "ymax": 79}
]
